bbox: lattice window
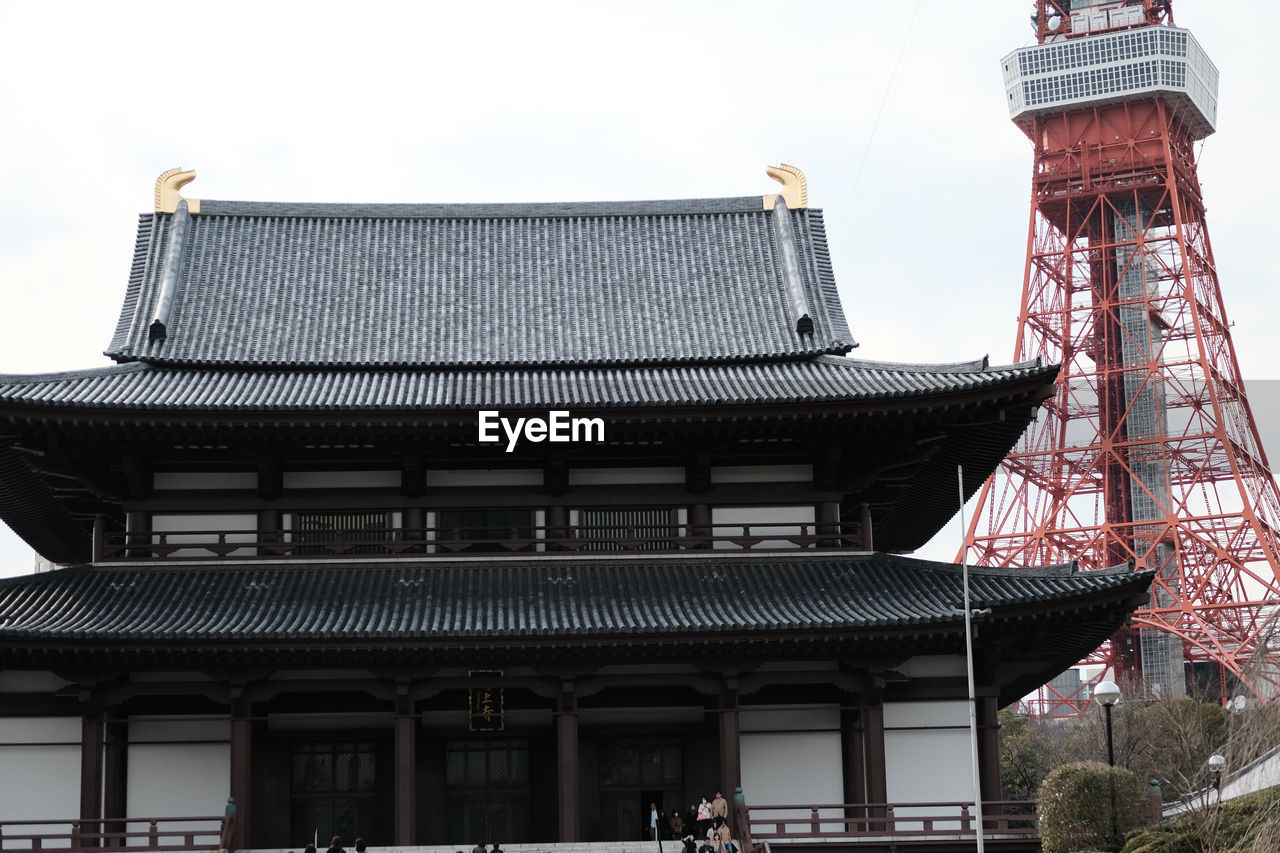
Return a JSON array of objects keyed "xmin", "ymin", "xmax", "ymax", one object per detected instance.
[
  {"xmin": 289, "ymin": 742, "xmax": 377, "ymax": 843},
  {"xmin": 444, "ymin": 739, "xmax": 531, "ymax": 843},
  {"xmin": 575, "ymin": 507, "xmax": 680, "ymax": 551},
  {"xmin": 289, "ymin": 511, "xmax": 394, "ymax": 556},
  {"xmin": 437, "ymin": 509, "xmax": 534, "ymax": 553}
]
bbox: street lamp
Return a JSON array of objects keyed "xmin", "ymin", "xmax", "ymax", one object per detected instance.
[
  {"xmin": 1095, "ymin": 680, "xmax": 1121, "ymax": 767},
  {"xmin": 1209, "ymin": 753, "xmax": 1226, "ymax": 795}
]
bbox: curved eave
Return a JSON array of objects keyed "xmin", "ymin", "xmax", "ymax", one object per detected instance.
[
  {"xmin": 0, "ymin": 359, "xmax": 1058, "ymax": 427},
  {"xmin": 0, "ymin": 555, "xmax": 1152, "ymax": 681},
  {"xmin": 0, "ymin": 360, "xmax": 1058, "ymax": 563}
]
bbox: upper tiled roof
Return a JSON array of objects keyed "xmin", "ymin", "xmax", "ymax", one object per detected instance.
[
  {"xmin": 105, "ymin": 197, "xmax": 854, "ymax": 369},
  {"xmin": 0, "ymin": 355, "xmax": 1051, "ymax": 414},
  {"xmin": 0, "ymin": 553, "xmax": 1149, "ymax": 644}
]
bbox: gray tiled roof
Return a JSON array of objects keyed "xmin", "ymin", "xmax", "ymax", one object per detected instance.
[
  {"xmin": 0, "ymin": 553, "xmax": 1148, "ymax": 643},
  {"xmin": 0, "ymin": 356, "xmax": 1050, "ymax": 412},
  {"xmin": 106, "ymin": 198, "xmax": 854, "ymax": 369}
]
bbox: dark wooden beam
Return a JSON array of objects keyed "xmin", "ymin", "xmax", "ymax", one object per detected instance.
[
  {"xmin": 864, "ymin": 700, "xmax": 887, "ymax": 810},
  {"xmin": 557, "ymin": 684, "xmax": 580, "ymax": 842},
  {"xmin": 394, "ymin": 683, "xmax": 416, "ymax": 845},
  {"xmin": 79, "ymin": 699, "xmax": 104, "ymax": 835},
  {"xmin": 229, "ymin": 688, "xmax": 252, "ymax": 850},
  {"xmin": 841, "ymin": 707, "xmax": 867, "ymax": 806},
  {"xmin": 718, "ymin": 680, "xmax": 741, "ymax": 803},
  {"xmin": 978, "ymin": 695, "xmax": 1001, "ymax": 814},
  {"xmin": 104, "ymin": 711, "xmax": 128, "ymax": 831}
]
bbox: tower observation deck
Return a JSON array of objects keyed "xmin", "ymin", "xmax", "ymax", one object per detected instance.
[{"xmin": 965, "ymin": 0, "xmax": 1280, "ymax": 711}]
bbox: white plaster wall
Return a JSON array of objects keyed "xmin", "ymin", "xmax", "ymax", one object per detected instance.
[
  {"xmin": 152, "ymin": 472, "xmax": 257, "ymax": 491},
  {"xmin": 712, "ymin": 506, "xmax": 816, "ymax": 550},
  {"xmin": 427, "ymin": 469, "xmax": 542, "ymax": 487},
  {"xmin": 883, "ymin": 700, "xmax": 974, "ymax": 828},
  {"xmin": 127, "ymin": 718, "xmax": 229, "ymax": 825},
  {"xmin": 740, "ymin": 705, "xmax": 843, "ymax": 830},
  {"xmin": 282, "ymin": 471, "xmax": 401, "ymax": 489},
  {"xmin": 151, "ymin": 514, "xmax": 257, "ymax": 558},
  {"xmin": 893, "ymin": 656, "xmax": 968, "ymax": 679},
  {"xmin": 0, "ymin": 670, "xmax": 70, "ymax": 691},
  {"xmin": 0, "ymin": 717, "xmax": 81, "ymax": 823},
  {"xmin": 568, "ymin": 467, "xmax": 685, "ymax": 485},
  {"xmin": 711, "ymin": 465, "xmax": 813, "ymax": 483}
]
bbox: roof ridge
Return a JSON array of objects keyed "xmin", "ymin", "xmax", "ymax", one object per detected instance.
[
  {"xmin": 121, "ymin": 347, "xmax": 856, "ymax": 372},
  {"xmin": 826, "ymin": 354, "xmax": 1050, "ymax": 374},
  {"xmin": 195, "ymin": 196, "xmax": 772, "ymax": 220},
  {"xmin": 0, "ymin": 362, "xmax": 149, "ymax": 384}
]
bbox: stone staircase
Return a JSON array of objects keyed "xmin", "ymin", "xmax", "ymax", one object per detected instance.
[{"xmin": 245, "ymin": 844, "xmax": 724, "ymax": 853}]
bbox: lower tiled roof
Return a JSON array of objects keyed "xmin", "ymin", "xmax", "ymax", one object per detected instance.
[
  {"xmin": 0, "ymin": 553, "xmax": 1149, "ymax": 644},
  {"xmin": 0, "ymin": 356, "xmax": 1051, "ymax": 413}
]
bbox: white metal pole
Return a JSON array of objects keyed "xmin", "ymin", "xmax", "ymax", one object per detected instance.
[{"xmin": 959, "ymin": 464, "xmax": 986, "ymax": 853}]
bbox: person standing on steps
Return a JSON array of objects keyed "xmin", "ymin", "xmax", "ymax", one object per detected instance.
[
  {"xmin": 696, "ymin": 797, "xmax": 711, "ymax": 837},
  {"xmin": 649, "ymin": 802, "xmax": 660, "ymax": 840},
  {"xmin": 710, "ymin": 791, "xmax": 728, "ymax": 829},
  {"xmin": 712, "ymin": 817, "xmax": 735, "ymax": 853},
  {"xmin": 668, "ymin": 807, "xmax": 685, "ymax": 840}
]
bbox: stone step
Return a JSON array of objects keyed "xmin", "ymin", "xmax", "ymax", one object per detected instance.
[{"xmin": 245, "ymin": 843, "xmax": 734, "ymax": 853}]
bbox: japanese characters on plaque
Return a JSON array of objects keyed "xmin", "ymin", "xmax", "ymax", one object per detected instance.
[{"xmin": 468, "ymin": 669, "xmax": 504, "ymax": 732}]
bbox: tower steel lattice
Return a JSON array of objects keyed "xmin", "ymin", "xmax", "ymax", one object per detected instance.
[{"xmin": 964, "ymin": 0, "xmax": 1280, "ymax": 714}]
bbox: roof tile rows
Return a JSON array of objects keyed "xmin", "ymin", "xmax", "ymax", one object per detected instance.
[
  {"xmin": 0, "ymin": 356, "xmax": 1051, "ymax": 413},
  {"xmin": 0, "ymin": 553, "xmax": 1147, "ymax": 643},
  {"xmin": 107, "ymin": 199, "xmax": 854, "ymax": 369}
]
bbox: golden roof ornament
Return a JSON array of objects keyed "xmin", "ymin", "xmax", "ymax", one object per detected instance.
[
  {"xmin": 763, "ymin": 163, "xmax": 807, "ymax": 210},
  {"xmin": 155, "ymin": 167, "xmax": 200, "ymax": 214}
]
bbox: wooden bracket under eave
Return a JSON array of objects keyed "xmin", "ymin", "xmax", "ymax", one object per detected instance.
[
  {"xmin": 763, "ymin": 163, "xmax": 808, "ymax": 210},
  {"xmin": 155, "ymin": 167, "xmax": 201, "ymax": 213}
]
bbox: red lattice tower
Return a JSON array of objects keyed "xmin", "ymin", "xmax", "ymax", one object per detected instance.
[{"xmin": 964, "ymin": 0, "xmax": 1280, "ymax": 713}]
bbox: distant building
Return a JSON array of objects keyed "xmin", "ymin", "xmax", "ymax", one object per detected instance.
[{"xmin": 0, "ymin": 168, "xmax": 1151, "ymax": 848}]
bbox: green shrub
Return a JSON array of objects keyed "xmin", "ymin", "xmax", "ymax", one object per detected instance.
[
  {"xmin": 1119, "ymin": 786, "xmax": 1280, "ymax": 853},
  {"xmin": 1038, "ymin": 761, "xmax": 1147, "ymax": 853}
]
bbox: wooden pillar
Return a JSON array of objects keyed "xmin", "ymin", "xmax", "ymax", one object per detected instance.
[
  {"xmin": 864, "ymin": 701, "xmax": 887, "ymax": 818},
  {"xmin": 858, "ymin": 504, "xmax": 874, "ymax": 551},
  {"xmin": 817, "ymin": 501, "xmax": 841, "ymax": 547},
  {"xmin": 557, "ymin": 686, "xmax": 580, "ymax": 842},
  {"xmin": 689, "ymin": 503, "xmax": 711, "ymax": 549},
  {"xmin": 92, "ymin": 515, "xmax": 107, "ymax": 563},
  {"xmin": 229, "ymin": 690, "xmax": 252, "ymax": 850},
  {"xmin": 80, "ymin": 700, "xmax": 105, "ymax": 843},
  {"xmin": 546, "ymin": 504, "xmax": 569, "ymax": 550},
  {"xmin": 394, "ymin": 684, "xmax": 417, "ymax": 845},
  {"xmin": 104, "ymin": 711, "xmax": 129, "ymax": 836},
  {"xmin": 258, "ymin": 508, "xmax": 279, "ymax": 556},
  {"xmin": 841, "ymin": 708, "xmax": 867, "ymax": 806},
  {"xmin": 404, "ymin": 507, "xmax": 424, "ymax": 552},
  {"xmin": 977, "ymin": 695, "xmax": 1001, "ymax": 817},
  {"xmin": 124, "ymin": 511, "xmax": 150, "ymax": 558},
  {"xmin": 719, "ymin": 684, "xmax": 741, "ymax": 801}
]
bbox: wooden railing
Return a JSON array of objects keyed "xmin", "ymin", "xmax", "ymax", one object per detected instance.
[
  {"xmin": 100, "ymin": 521, "xmax": 863, "ymax": 561},
  {"xmin": 0, "ymin": 815, "xmax": 227, "ymax": 853},
  {"xmin": 744, "ymin": 801, "xmax": 1038, "ymax": 843}
]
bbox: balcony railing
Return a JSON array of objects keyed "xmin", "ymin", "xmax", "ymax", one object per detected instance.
[
  {"xmin": 0, "ymin": 815, "xmax": 228, "ymax": 853},
  {"xmin": 744, "ymin": 800, "xmax": 1038, "ymax": 844},
  {"xmin": 99, "ymin": 522, "xmax": 864, "ymax": 561}
]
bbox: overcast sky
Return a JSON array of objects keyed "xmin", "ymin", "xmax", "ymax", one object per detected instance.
[{"xmin": 0, "ymin": 1, "xmax": 1275, "ymax": 577}]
